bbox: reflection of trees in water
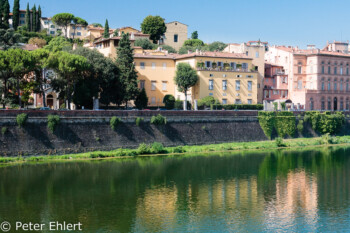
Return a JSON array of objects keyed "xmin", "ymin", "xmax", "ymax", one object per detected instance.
[{"xmin": 0, "ymin": 147, "xmax": 350, "ymax": 232}]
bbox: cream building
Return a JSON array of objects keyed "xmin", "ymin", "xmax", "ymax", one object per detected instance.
[
  {"xmin": 160, "ymin": 21, "xmax": 188, "ymax": 51},
  {"xmin": 224, "ymin": 41, "xmax": 268, "ymax": 103}
]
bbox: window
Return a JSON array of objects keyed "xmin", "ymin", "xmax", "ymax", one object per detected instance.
[
  {"xmin": 347, "ymin": 80, "xmax": 350, "ymax": 91},
  {"xmin": 340, "ymin": 65, "xmax": 343, "ymax": 75},
  {"xmin": 236, "ymin": 75, "xmax": 242, "ymax": 78},
  {"xmin": 230, "ymin": 62, "xmax": 236, "ymax": 70},
  {"xmin": 321, "ymin": 61, "xmax": 325, "ymax": 74},
  {"xmin": 152, "ymin": 63, "xmax": 156, "ymax": 69},
  {"xmin": 174, "ymin": 34, "xmax": 178, "ymax": 43},
  {"xmin": 151, "ymin": 97, "xmax": 156, "ymax": 104},
  {"xmin": 298, "ymin": 66, "xmax": 302, "ymax": 74},
  {"xmin": 321, "ymin": 79, "xmax": 325, "ymax": 90},
  {"xmin": 20, "ymin": 14, "xmax": 25, "ymax": 18},
  {"xmin": 328, "ymin": 79, "xmax": 331, "ymax": 90},
  {"xmin": 328, "ymin": 63, "xmax": 331, "ymax": 74},
  {"xmin": 163, "ymin": 63, "xmax": 167, "ymax": 70},
  {"xmin": 77, "ymin": 26, "xmax": 82, "ymax": 30},
  {"xmin": 50, "ymin": 31, "xmax": 55, "ymax": 35},
  {"xmin": 206, "ymin": 61, "xmax": 211, "ymax": 68},
  {"xmin": 242, "ymin": 63, "xmax": 248, "ymax": 70},
  {"xmin": 235, "ymin": 99, "xmax": 242, "ymax": 104},
  {"xmin": 140, "ymin": 62, "xmax": 145, "ymax": 69},
  {"xmin": 334, "ymin": 67, "xmax": 337, "ymax": 74},
  {"xmin": 140, "ymin": 80, "xmax": 145, "ymax": 90},
  {"xmin": 20, "ymin": 20, "xmax": 25, "ymax": 24},
  {"xmin": 151, "ymin": 81, "xmax": 156, "ymax": 91},
  {"xmin": 222, "ymin": 80, "xmax": 227, "ymax": 91},
  {"xmin": 51, "ymin": 25, "xmax": 55, "ymax": 28},
  {"xmin": 334, "ymin": 79, "xmax": 337, "ymax": 90},
  {"xmin": 222, "ymin": 99, "xmax": 227, "ymax": 105},
  {"xmin": 297, "ymin": 80, "xmax": 302, "ymax": 89},
  {"xmin": 209, "ymin": 79, "xmax": 214, "ymax": 90},
  {"xmin": 255, "ymin": 52, "xmax": 259, "ymax": 58},
  {"xmin": 162, "ymin": 81, "xmax": 167, "ymax": 91},
  {"xmin": 209, "ymin": 74, "xmax": 214, "ymax": 77},
  {"xmin": 321, "ymin": 97, "xmax": 325, "ymax": 110},
  {"xmin": 328, "ymin": 97, "xmax": 331, "ymax": 110},
  {"xmin": 340, "ymin": 79, "xmax": 344, "ymax": 91},
  {"xmin": 310, "ymin": 98, "xmax": 314, "ymax": 110},
  {"xmin": 77, "ymin": 32, "xmax": 81, "ymax": 36},
  {"xmin": 347, "ymin": 64, "xmax": 349, "ymax": 75},
  {"xmin": 248, "ymin": 81, "xmax": 252, "ymax": 91},
  {"xmin": 248, "ymin": 99, "xmax": 252, "ymax": 104},
  {"xmin": 340, "ymin": 99, "xmax": 344, "ymax": 110},
  {"xmin": 236, "ymin": 80, "xmax": 240, "ymax": 91},
  {"xmin": 217, "ymin": 62, "xmax": 222, "ymax": 68}
]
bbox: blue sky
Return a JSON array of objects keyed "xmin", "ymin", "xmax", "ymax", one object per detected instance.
[{"xmin": 13, "ymin": 0, "xmax": 350, "ymax": 48}]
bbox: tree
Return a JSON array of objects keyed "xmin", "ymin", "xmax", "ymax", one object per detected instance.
[
  {"xmin": 163, "ymin": 94, "xmax": 175, "ymax": 110},
  {"xmin": 37, "ymin": 5, "xmax": 42, "ymax": 32},
  {"xmin": 116, "ymin": 33, "xmax": 139, "ymax": 107},
  {"xmin": 31, "ymin": 49, "xmax": 50, "ymax": 107},
  {"xmin": 140, "ymin": 15, "xmax": 166, "ymax": 43},
  {"xmin": 0, "ymin": 50, "xmax": 11, "ymax": 107},
  {"xmin": 48, "ymin": 51, "xmax": 89, "ymax": 109},
  {"xmin": 28, "ymin": 37, "xmax": 47, "ymax": 48},
  {"xmin": 92, "ymin": 23, "xmax": 102, "ymax": 28},
  {"xmin": 174, "ymin": 63, "xmax": 198, "ymax": 110},
  {"xmin": 160, "ymin": 45, "xmax": 176, "ymax": 53},
  {"xmin": 191, "ymin": 31, "xmax": 198, "ymax": 39},
  {"xmin": 31, "ymin": 5, "xmax": 37, "ymax": 32},
  {"xmin": 103, "ymin": 19, "xmax": 109, "ymax": 38},
  {"xmin": 183, "ymin": 39, "xmax": 204, "ymax": 47},
  {"xmin": 0, "ymin": 0, "xmax": 3, "ymax": 28},
  {"xmin": 198, "ymin": 96, "xmax": 217, "ymax": 108},
  {"xmin": 113, "ymin": 29, "xmax": 119, "ymax": 37},
  {"xmin": 72, "ymin": 17, "xmax": 88, "ymax": 39},
  {"xmin": 25, "ymin": 3, "xmax": 30, "ymax": 31},
  {"xmin": 2, "ymin": 0, "xmax": 10, "ymax": 29},
  {"xmin": 135, "ymin": 88, "xmax": 148, "ymax": 110},
  {"xmin": 208, "ymin": 41, "xmax": 227, "ymax": 52},
  {"xmin": 134, "ymin": 38, "xmax": 156, "ymax": 50},
  {"xmin": 52, "ymin": 13, "xmax": 75, "ymax": 38},
  {"xmin": 44, "ymin": 36, "xmax": 72, "ymax": 52},
  {"xmin": 0, "ymin": 28, "xmax": 22, "ymax": 50},
  {"xmin": 12, "ymin": 0, "xmax": 20, "ymax": 30}
]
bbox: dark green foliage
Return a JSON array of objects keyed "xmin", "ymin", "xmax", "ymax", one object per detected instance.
[
  {"xmin": 135, "ymin": 88, "xmax": 148, "ymax": 110},
  {"xmin": 0, "ymin": 28, "xmax": 22, "ymax": 50},
  {"xmin": 12, "ymin": 0, "xmax": 20, "ymax": 30},
  {"xmin": 2, "ymin": 0, "xmax": 10, "ymax": 29},
  {"xmin": 275, "ymin": 137, "xmax": 287, "ymax": 147},
  {"xmin": 44, "ymin": 36, "xmax": 72, "ymax": 52},
  {"xmin": 163, "ymin": 94, "xmax": 175, "ymax": 110},
  {"xmin": 151, "ymin": 114, "xmax": 167, "ymax": 125},
  {"xmin": 16, "ymin": 113, "xmax": 28, "ymax": 127},
  {"xmin": 1, "ymin": 127, "xmax": 7, "ymax": 135},
  {"xmin": 52, "ymin": 13, "xmax": 75, "ymax": 38},
  {"xmin": 159, "ymin": 45, "xmax": 176, "ymax": 53},
  {"xmin": 116, "ymin": 33, "xmax": 139, "ymax": 107},
  {"xmin": 92, "ymin": 23, "xmax": 102, "ymax": 27},
  {"xmin": 103, "ymin": 19, "xmax": 109, "ymax": 38},
  {"xmin": 135, "ymin": 117, "xmax": 144, "ymax": 126},
  {"xmin": 110, "ymin": 116, "xmax": 121, "ymax": 130},
  {"xmin": 304, "ymin": 111, "xmax": 345, "ymax": 135},
  {"xmin": 175, "ymin": 100, "xmax": 191, "ymax": 110},
  {"xmin": 141, "ymin": 15, "xmax": 167, "ymax": 43},
  {"xmin": 210, "ymin": 104, "xmax": 263, "ymax": 110},
  {"xmin": 37, "ymin": 5, "xmax": 42, "ymax": 32},
  {"xmin": 137, "ymin": 143, "xmax": 151, "ymax": 154},
  {"xmin": 183, "ymin": 39, "xmax": 204, "ymax": 47},
  {"xmin": 172, "ymin": 146, "xmax": 185, "ymax": 153},
  {"xmin": 191, "ymin": 31, "xmax": 198, "ymax": 39},
  {"xmin": 134, "ymin": 38, "xmax": 156, "ymax": 50},
  {"xmin": 258, "ymin": 112, "xmax": 276, "ymax": 139},
  {"xmin": 151, "ymin": 142, "xmax": 165, "ymax": 154},
  {"xmin": 208, "ymin": 41, "xmax": 227, "ymax": 52},
  {"xmin": 174, "ymin": 63, "xmax": 198, "ymax": 110},
  {"xmin": 31, "ymin": 5, "xmax": 36, "ymax": 32},
  {"xmin": 275, "ymin": 116, "xmax": 296, "ymax": 138},
  {"xmin": 297, "ymin": 120, "xmax": 304, "ymax": 133},
  {"xmin": 198, "ymin": 96, "xmax": 217, "ymax": 108},
  {"xmin": 25, "ymin": 3, "xmax": 30, "ymax": 31},
  {"xmin": 47, "ymin": 115, "xmax": 60, "ymax": 133},
  {"xmin": 258, "ymin": 111, "xmax": 296, "ymax": 139}
]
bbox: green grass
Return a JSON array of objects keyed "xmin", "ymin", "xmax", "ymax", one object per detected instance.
[{"xmin": 1, "ymin": 135, "xmax": 350, "ymax": 165}]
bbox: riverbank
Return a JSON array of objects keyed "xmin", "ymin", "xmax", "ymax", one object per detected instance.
[{"xmin": 1, "ymin": 135, "xmax": 350, "ymax": 165}]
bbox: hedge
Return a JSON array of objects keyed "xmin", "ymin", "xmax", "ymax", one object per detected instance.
[{"xmin": 210, "ymin": 104, "xmax": 263, "ymax": 110}]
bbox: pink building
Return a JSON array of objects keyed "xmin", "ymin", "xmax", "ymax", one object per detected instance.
[
  {"xmin": 264, "ymin": 63, "xmax": 289, "ymax": 101},
  {"xmin": 265, "ymin": 42, "xmax": 350, "ymax": 110}
]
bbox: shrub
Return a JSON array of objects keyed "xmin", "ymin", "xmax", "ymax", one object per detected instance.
[
  {"xmin": 137, "ymin": 143, "xmax": 151, "ymax": 154},
  {"xmin": 1, "ymin": 127, "xmax": 7, "ymax": 135},
  {"xmin": 304, "ymin": 111, "xmax": 345, "ymax": 135},
  {"xmin": 273, "ymin": 102, "xmax": 278, "ymax": 111},
  {"xmin": 16, "ymin": 113, "xmax": 28, "ymax": 127},
  {"xmin": 151, "ymin": 114, "xmax": 167, "ymax": 125},
  {"xmin": 172, "ymin": 146, "xmax": 185, "ymax": 153},
  {"xmin": 110, "ymin": 117, "xmax": 121, "ymax": 130},
  {"xmin": 275, "ymin": 137, "xmax": 287, "ymax": 147},
  {"xmin": 175, "ymin": 100, "xmax": 191, "ymax": 110},
  {"xmin": 297, "ymin": 120, "xmax": 304, "ymax": 133},
  {"xmin": 163, "ymin": 95, "xmax": 175, "ymax": 110},
  {"xmin": 258, "ymin": 112, "xmax": 276, "ymax": 139},
  {"xmin": 135, "ymin": 117, "xmax": 144, "ymax": 126},
  {"xmin": 198, "ymin": 96, "xmax": 217, "ymax": 109},
  {"xmin": 47, "ymin": 115, "xmax": 60, "ymax": 133},
  {"xmin": 151, "ymin": 142, "xmax": 165, "ymax": 154}
]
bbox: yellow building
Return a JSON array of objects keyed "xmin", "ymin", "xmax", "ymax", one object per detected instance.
[{"xmin": 160, "ymin": 21, "xmax": 188, "ymax": 51}]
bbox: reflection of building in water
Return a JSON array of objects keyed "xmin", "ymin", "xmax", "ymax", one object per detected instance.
[{"xmin": 263, "ymin": 170, "xmax": 318, "ymax": 231}]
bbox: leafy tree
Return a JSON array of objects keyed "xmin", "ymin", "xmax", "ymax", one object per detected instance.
[
  {"xmin": 25, "ymin": 3, "xmax": 30, "ymax": 31},
  {"xmin": 208, "ymin": 41, "xmax": 227, "ymax": 52},
  {"xmin": 135, "ymin": 88, "xmax": 148, "ymax": 110},
  {"xmin": 178, "ymin": 44, "xmax": 209, "ymax": 55},
  {"xmin": 28, "ymin": 37, "xmax": 47, "ymax": 48},
  {"xmin": 183, "ymin": 39, "xmax": 204, "ymax": 47},
  {"xmin": 44, "ymin": 36, "xmax": 72, "ymax": 52},
  {"xmin": 103, "ymin": 19, "xmax": 109, "ymax": 38},
  {"xmin": 37, "ymin": 5, "xmax": 42, "ymax": 32},
  {"xmin": 92, "ymin": 23, "xmax": 102, "ymax": 28},
  {"xmin": 31, "ymin": 5, "xmax": 36, "ymax": 32},
  {"xmin": 160, "ymin": 45, "xmax": 176, "ymax": 53},
  {"xmin": 116, "ymin": 33, "xmax": 139, "ymax": 107},
  {"xmin": 0, "ymin": 0, "xmax": 3, "ymax": 28},
  {"xmin": 0, "ymin": 50, "xmax": 12, "ymax": 107},
  {"xmin": 134, "ymin": 38, "xmax": 156, "ymax": 50},
  {"xmin": 198, "ymin": 96, "xmax": 217, "ymax": 108},
  {"xmin": 12, "ymin": 0, "xmax": 20, "ymax": 30},
  {"xmin": 163, "ymin": 94, "xmax": 175, "ymax": 109},
  {"xmin": 31, "ymin": 49, "xmax": 50, "ymax": 107},
  {"xmin": 72, "ymin": 17, "xmax": 88, "ymax": 39},
  {"xmin": 113, "ymin": 29, "xmax": 119, "ymax": 37},
  {"xmin": 2, "ymin": 0, "xmax": 10, "ymax": 29},
  {"xmin": 174, "ymin": 63, "xmax": 198, "ymax": 110},
  {"xmin": 191, "ymin": 31, "xmax": 198, "ymax": 39},
  {"xmin": 141, "ymin": 15, "xmax": 166, "ymax": 43},
  {"xmin": 52, "ymin": 13, "xmax": 75, "ymax": 38},
  {"xmin": 48, "ymin": 51, "xmax": 89, "ymax": 109},
  {"xmin": 0, "ymin": 28, "xmax": 22, "ymax": 50}
]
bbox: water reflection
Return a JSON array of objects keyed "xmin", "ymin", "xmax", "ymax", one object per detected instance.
[{"xmin": 0, "ymin": 147, "xmax": 350, "ymax": 232}]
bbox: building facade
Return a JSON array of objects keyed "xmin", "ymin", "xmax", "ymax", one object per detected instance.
[
  {"xmin": 263, "ymin": 63, "xmax": 289, "ymax": 101},
  {"xmin": 160, "ymin": 21, "xmax": 188, "ymax": 51}
]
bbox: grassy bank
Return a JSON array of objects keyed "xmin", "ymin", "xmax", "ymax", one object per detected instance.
[{"xmin": 1, "ymin": 134, "xmax": 350, "ymax": 165}]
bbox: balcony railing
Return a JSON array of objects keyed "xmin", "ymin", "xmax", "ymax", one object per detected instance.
[{"xmin": 197, "ymin": 67, "xmax": 256, "ymax": 73}]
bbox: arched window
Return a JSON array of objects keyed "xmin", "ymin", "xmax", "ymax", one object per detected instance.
[
  {"xmin": 340, "ymin": 79, "xmax": 344, "ymax": 91},
  {"xmin": 321, "ymin": 97, "xmax": 325, "ymax": 110},
  {"xmin": 321, "ymin": 77, "xmax": 325, "ymax": 90},
  {"xmin": 328, "ymin": 78, "xmax": 331, "ymax": 90},
  {"xmin": 340, "ymin": 63, "xmax": 344, "ymax": 75},
  {"xmin": 321, "ymin": 61, "xmax": 325, "ymax": 74},
  {"xmin": 328, "ymin": 97, "xmax": 332, "ymax": 110},
  {"xmin": 334, "ymin": 78, "xmax": 337, "ymax": 91},
  {"xmin": 310, "ymin": 98, "xmax": 314, "ymax": 110},
  {"xmin": 340, "ymin": 97, "xmax": 344, "ymax": 110}
]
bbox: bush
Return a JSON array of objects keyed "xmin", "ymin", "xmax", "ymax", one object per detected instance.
[
  {"xmin": 151, "ymin": 114, "xmax": 167, "ymax": 125},
  {"xmin": 275, "ymin": 116, "xmax": 296, "ymax": 138},
  {"xmin": 275, "ymin": 137, "xmax": 287, "ymax": 147},
  {"xmin": 16, "ymin": 113, "xmax": 28, "ymax": 127},
  {"xmin": 175, "ymin": 100, "xmax": 191, "ymax": 110},
  {"xmin": 151, "ymin": 142, "xmax": 165, "ymax": 154},
  {"xmin": 135, "ymin": 117, "xmax": 144, "ymax": 126},
  {"xmin": 172, "ymin": 146, "xmax": 185, "ymax": 153},
  {"xmin": 47, "ymin": 115, "xmax": 60, "ymax": 133},
  {"xmin": 258, "ymin": 112, "xmax": 276, "ymax": 139},
  {"xmin": 137, "ymin": 143, "xmax": 151, "ymax": 154},
  {"xmin": 297, "ymin": 120, "xmax": 304, "ymax": 133},
  {"xmin": 1, "ymin": 127, "xmax": 7, "ymax": 135},
  {"xmin": 110, "ymin": 117, "xmax": 121, "ymax": 130},
  {"xmin": 163, "ymin": 95, "xmax": 175, "ymax": 110},
  {"xmin": 304, "ymin": 111, "xmax": 345, "ymax": 135},
  {"xmin": 198, "ymin": 96, "xmax": 217, "ymax": 109}
]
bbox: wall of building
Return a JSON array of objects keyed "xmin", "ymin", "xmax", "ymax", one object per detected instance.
[{"xmin": 163, "ymin": 22, "xmax": 188, "ymax": 51}]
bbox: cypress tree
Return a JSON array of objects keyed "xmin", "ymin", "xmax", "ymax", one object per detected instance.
[
  {"xmin": 116, "ymin": 33, "xmax": 139, "ymax": 107},
  {"xmin": 12, "ymin": 0, "xmax": 19, "ymax": 30},
  {"xmin": 0, "ymin": 0, "xmax": 3, "ymax": 28},
  {"xmin": 31, "ymin": 4, "xmax": 36, "ymax": 32},
  {"xmin": 25, "ymin": 3, "xmax": 30, "ymax": 31},
  {"xmin": 2, "ymin": 0, "xmax": 10, "ymax": 29},
  {"xmin": 36, "ymin": 5, "xmax": 41, "ymax": 32},
  {"xmin": 103, "ymin": 19, "xmax": 109, "ymax": 38}
]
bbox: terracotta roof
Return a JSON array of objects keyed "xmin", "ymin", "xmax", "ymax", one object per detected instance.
[
  {"xmin": 166, "ymin": 21, "xmax": 188, "ymax": 26},
  {"xmin": 134, "ymin": 53, "xmax": 178, "ymax": 59},
  {"xmin": 274, "ymin": 45, "xmax": 350, "ymax": 58},
  {"xmin": 176, "ymin": 51, "xmax": 251, "ymax": 60}
]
